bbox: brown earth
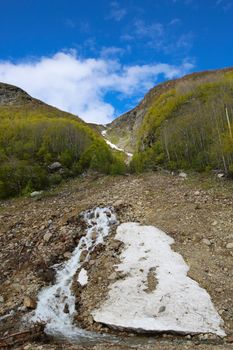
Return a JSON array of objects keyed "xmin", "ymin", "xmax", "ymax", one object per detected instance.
[{"xmin": 0, "ymin": 171, "xmax": 232, "ymax": 349}]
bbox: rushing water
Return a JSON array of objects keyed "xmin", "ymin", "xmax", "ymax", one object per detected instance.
[{"xmin": 28, "ymin": 207, "xmax": 117, "ymax": 340}]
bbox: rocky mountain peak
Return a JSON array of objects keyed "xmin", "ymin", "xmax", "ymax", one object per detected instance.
[{"xmin": 0, "ymin": 82, "xmax": 34, "ymax": 106}]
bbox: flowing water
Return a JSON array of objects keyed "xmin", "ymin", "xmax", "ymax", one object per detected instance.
[
  {"xmin": 28, "ymin": 207, "xmax": 117, "ymax": 342},
  {"xmin": 26, "ymin": 206, "xmax": 225, "ymax": 346}
]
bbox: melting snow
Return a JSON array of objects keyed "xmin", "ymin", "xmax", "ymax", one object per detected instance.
[
  {"xmin": 28, "ymin": 207, "xmax": 117, "ymax": 337},
  {"xmin": 92, "ymin": 223, "xmax": 225, "ymax": 336},
  {"xmin": 78, "ymin": 268, "xmax": 88, "ymax": 286},
  {"xmin": 101, "ymin": 130, "xmax": 133, "ymax": 157}
]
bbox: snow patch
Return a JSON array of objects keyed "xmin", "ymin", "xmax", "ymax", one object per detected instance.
[
  {"xmin": 101, "ymin": 130, "xmax": 133, "ymax": 157},
  {"xmin": 78, "ymin": 268, "xmax": 88, "ymax": 286},
  {"xmin": 92, "ymin": 223, "xmax": 225, "ymax": 336},
  {"xmin": 27, "ymin": 207, "xmax": 117, "ymax": 338}
]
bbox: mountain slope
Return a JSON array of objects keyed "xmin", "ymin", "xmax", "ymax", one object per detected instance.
[
  {"xmin": 106, "ymin": 67, "xmax": 233, "ymax": 174},
  {"xmin": 0, "ymin": 83, "xmax": 125, "ymax": 198}
]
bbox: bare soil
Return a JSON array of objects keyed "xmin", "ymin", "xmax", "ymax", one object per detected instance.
[{"xmin": 0, "ymin": 171, "xmax": 232, "ymax": 349}]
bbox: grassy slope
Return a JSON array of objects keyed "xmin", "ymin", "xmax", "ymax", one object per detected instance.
[
  {"xmin": 0, "ymin": 83, "xmax": 125, "ymax": 198},
  {"xmin": 106, "ymin": 67, "xmax": 233, "ymax": 174}
]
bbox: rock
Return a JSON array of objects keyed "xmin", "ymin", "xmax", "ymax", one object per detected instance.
[
  {"xmin": 43, "ymin": 232, "xmax": 53, "ymax": 242},
  {"xmin": 48, "ymin": 162, "xmax": 62, "ymax": 171},
  {"xmin": 92, "ymin": 230, "xmax": 98, "ymax": 240},
  {"xmin": 108, "ymin": 272, "xmax": 117, "ymax": 280},
  {"xmin": 79, "ymin": 250, "xmax": 88, "ymax": 263},
  {"xmin": 198, "ymin": 333, "xmax": 211, "ymax": 340},
  {"xmin": 63, "ymin": 303, "xmax": 69, "ymax": 314},
  {"xmin": 113, "ymin": 200, "xmax": 124, "ymax": 207},
  {"xmin": 30, "ymin": 191, "xmax": 43, "ymax": 198},
  {"xmin": 158, "ymin": 306, "xmax": 166, "ymax": 313},
  {"xmin": 63, "ymin": 251, "xmax": 72, "ymax": 259},
  {"xmin": 217, "ymin": 173, "xmax": 225, "ymax": 179},
  {"xmin": 37, "ymin": 268, "xmax": 55, "ymax": 283},
  {"xmin": 212, "ymin": 220, "xmax": 218, "ymax": 226},
  {"xmin": 23, "ymin": 296, "xmax": 37, "ymax": 309},
  {"xmin": 179, "ymin": 172, "xmax": 187, "ymax": 178},
  {"xmin": 227, "ymin": 335, "xmax": 233, "ymax": 343},
  {"xmin": 0, "ymin": 295, "xmax": 4, "ymax": 303},
  {"xmin": 194, "ymin": 191, "xmax": 200, "ymax": 196},
  {"xmin": 226, "ymin": 242, "xmax": 233, "ymax": 249},
  {"xmin": 88, "ymin": 315, "xmax": 94, "ymax": 324},
  {"xmin": 111, "ymin": 241, "xmax": 122, "ymax": 252},
  {"xmin": 202, "ymin": 238, "xmax": 211, "ymax": 246}
]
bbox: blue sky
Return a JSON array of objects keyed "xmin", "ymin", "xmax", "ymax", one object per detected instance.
[{"xmin": 0, "ymin": 0, "xmax": 232, "ymax": 123}]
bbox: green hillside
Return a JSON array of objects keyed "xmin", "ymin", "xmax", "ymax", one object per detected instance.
[
  {"xmin": 0, "ymin": 83, "xmax": 125, "ymax": 199},
  {"xmin": 106, "ymin": 68, "xmax": 233, "ymax": 175}
]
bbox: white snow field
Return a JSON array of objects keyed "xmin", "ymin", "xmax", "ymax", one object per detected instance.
[{"xmin": 92, "ymin": 222, "xmax": 225, "ymax": 336}]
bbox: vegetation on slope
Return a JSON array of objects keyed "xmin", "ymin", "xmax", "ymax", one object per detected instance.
[
  {"xmin": 130, "ymin": 69, "xmax": 233, "ymax": 175},
  {"xmin": 0, "ymin": 85, "xmax": 125, "ymax": 199}
]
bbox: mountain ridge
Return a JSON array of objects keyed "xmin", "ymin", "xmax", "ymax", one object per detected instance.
[
  {"xmin": 0, "ymin": 83, "xmax": 125, "ymax": 198},
  {"xmin": 105, "ymin": 66, "xmax": 233, "ymax": 153},
  {"xmin": 105, "ymin": 66, "xmax": 233, "ymax": 174}
]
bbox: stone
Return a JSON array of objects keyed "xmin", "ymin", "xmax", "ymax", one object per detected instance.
[
  {"xmin": 43, "ymin": 232, "xmax": 53, "ymax": 242},
  {"xmin": 63, "ymin": 303, "xmax": 69, "ymax": 314},
  {"xmin": 111, "ymin": 241, "xmax": 122, "ymax": 252},
  {"xmin": 179, "ymin": 172, "xmax": 187, "ymax": 178},
  {"xmin": 227, "ymin": 335, "xmax": 233, "ymax": 343},
  {"xmin": 202, "ymin": 238, "xmax": 211, "ymax": 246},
  {"xmin": 92, "ymin": 230, "xmax": 98, "ymax": 240},
  {"xmin": 88, "ymin": 315, "xmax": 94, "ymax": 324},
  {"xmin": 212, "ymin": 221, "xmax": 218, "ymax": 226},
  {"xmin": 0, "ymin": 295, "xmax": 4, "ymax": 303},
  {"xmin": 23, "ymin": 296, "xmax": 37, "ymax": 309},
  {"xmin": 48, "ymin": 162, "xmax": 62, "ymax": 171},
  {"xmin": 108, "ymin": 272, "xmax": 117, "ymax": 280},
  {"xmin": 114, "ymin": 200, "xmax": 124, "ymax": 207},
  {"xmin": 30, "ymin": 191, "xmax": 43, "ymax": 198},
  {"xmin": 194, "ymin": 191, "xmax": 200, "ymax": 196},
  {"xmin": 79, "ymin": 250, "xmax": 88, "ymax": 263},
  {"xmin": 226, "ymin": 242, "xmax": 233, "ymax": 249},
  {"xmin": 158, "ymin": 306, "xmax": 166, "ymax": 313},
  {"xmin": 63, "ymin": 251, "xmax": 72, "ymax": 259}
]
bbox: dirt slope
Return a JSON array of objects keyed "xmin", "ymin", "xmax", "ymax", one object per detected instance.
[{"xmin": 0, "ymin": 172, "xmax": 232, "ymax": 349}]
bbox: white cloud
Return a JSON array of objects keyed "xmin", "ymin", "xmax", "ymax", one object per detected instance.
[
  {"xmin": 0, "ymin": 51, "xmax": 194, "ymax": 124},
  {"xmin": 100, "ymin": 46, "xmax": 126, "ymax": 58},
  {"xmin": 124, "ymin": 19, "xmax": 194, "ymax": 55},
  {"xmin": 108, "ymin": 1, "xmax": 127, "ymax": 21}
]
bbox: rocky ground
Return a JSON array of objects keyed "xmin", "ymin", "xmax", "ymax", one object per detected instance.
[{"xmin": 0, "ymin": 171, "xmax": 232, "ymax": 349}]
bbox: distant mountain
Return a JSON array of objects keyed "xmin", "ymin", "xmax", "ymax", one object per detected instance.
[
  {"xmin": 105, "ymin": 67, "xmax": 233, "ymax": 174},
  {"xmin": 0, "ymin": 83, "xmax": 125, "ymax": 198}
]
